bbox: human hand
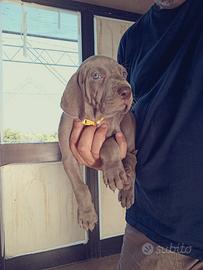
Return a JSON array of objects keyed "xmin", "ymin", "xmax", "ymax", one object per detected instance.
[{"xmin": 69, "ymin": 120, "xmax": 127, "ymax": 170}]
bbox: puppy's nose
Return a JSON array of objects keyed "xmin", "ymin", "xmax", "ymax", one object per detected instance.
[{"xmin": 117, "ymin": 87, "xmax": 131, "ymax": 99}]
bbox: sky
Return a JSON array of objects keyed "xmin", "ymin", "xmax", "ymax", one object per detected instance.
[
  {"xmin": 1, "ymin": 2, "xmax": 79, "ymax": 40},
  {"xmin": 1, "ymin": 1, "xmax": 81, "ymax": 141}
]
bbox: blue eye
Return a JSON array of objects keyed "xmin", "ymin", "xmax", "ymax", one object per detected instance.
[{"xmin": 92, "ymin": 72, "xmax": 102, "ymax": 80}]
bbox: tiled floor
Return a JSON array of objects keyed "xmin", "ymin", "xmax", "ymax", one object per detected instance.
[{"xmin": 48, "ymin": 254, "xmax": 120, "ymax": 270}]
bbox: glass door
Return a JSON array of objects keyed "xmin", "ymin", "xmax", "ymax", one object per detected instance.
[{"xmin": 0, "ymin": 0, "xmax": 87, "ymax": 259}]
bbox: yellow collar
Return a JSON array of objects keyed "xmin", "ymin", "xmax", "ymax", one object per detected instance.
[{"xmin": 81, "ymin": 117, "xmax": 104, "ymax": 126}]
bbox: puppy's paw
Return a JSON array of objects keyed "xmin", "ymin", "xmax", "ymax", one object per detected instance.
[
  {"xmin": 103, "ymin": 162, "xmax": 129, "ymax": 191},
  {"xmin": 118, "ymin": 187, "xmax": 134, "ymax": 209},
  {"xmin": 78, "ymin": 204, "xmax": 98, "ymax": 231},
  {"xmin": 123, "ymin": 168, "xmax": 136, "ymax": 191}
]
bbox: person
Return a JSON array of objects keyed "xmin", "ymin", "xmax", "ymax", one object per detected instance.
[{"xmin": 69, "ymin": 0, "xmax": 203, "ymax": 269}]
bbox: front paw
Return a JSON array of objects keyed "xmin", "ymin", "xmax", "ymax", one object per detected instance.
[
  {"xmin": 103, "ymin": 162, "xmax": 129, "ymax": 191},
  {"xmin": 78, "ymin": 204, "xmax": 98, "ymax": 231},
  {"xmin": 118, "ymin": 187, "xmax": 134, "ymax": 209}
]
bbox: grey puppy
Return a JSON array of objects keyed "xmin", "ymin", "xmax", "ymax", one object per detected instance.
[{"xmin": 58, "ymin": 56, "xmax": 137, "ymax": 231}]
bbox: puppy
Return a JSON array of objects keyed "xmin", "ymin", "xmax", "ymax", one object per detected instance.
[{"xmin": 58, "ymin": 56, "xmax": 136, "ymax": 231}]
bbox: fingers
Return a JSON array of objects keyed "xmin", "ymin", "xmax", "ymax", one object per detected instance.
[
  {"xmin": 115, "ymin": 132, "xmax": 127, "ymax": 160},
  {"xmin": 70, "ymin": 122, "xmax": 127, "ymax": 172},
  {"xmin": 91, "ymin": 124, "xmax": 108, "ymax": 160},
  {"xmin": 77, "ymin": 125, "xmax": 97, "ymax": 166},
  {"xmin": 70, "ymin": 121, "xmax": 108, "ymax": 169}
]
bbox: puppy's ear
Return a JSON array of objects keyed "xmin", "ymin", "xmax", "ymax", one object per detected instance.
[{"xmin": 60, "ymin": 72, "xmax": 85, "ymax": 119}]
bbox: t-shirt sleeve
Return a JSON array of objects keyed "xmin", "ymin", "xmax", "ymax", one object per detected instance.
[
  {"xmin": 117, "ymin": 21, "xmax": 141, "ymax": 75},
  {"xmin": 117, "ymin": 32, "xmax": 132, "ymax": 84},
  {"xmin": 117, "ymin": 25, "xmax": 138, "ymax": 112},
  {"xmin": 117, "ymin": 33, "xmax": 127, "ymax": 68}
]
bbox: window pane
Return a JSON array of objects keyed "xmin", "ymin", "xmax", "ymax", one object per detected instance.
[
  {"xmin": 0, "ymin": 2, "xmax": 81, "ymax": 143},
  {"xmin": 2, "ymin": 163, "xmax": 87, "ymax": 257}
]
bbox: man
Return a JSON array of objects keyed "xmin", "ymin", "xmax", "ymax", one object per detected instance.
[{"xmin": 69, "ymin": 0, "xmax": 203, "ymax": 269}]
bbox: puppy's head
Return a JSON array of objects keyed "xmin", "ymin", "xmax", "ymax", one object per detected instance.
[{"xmin": 61, "ymin": 56, "xmax": 133, "ymax": 121}]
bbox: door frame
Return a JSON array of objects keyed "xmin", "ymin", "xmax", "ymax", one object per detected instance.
[{"xmin": 0, "ymin": 1, "xmax": 141, "ymax": 269}]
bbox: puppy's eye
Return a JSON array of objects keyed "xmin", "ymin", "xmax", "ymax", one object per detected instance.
[
  {"xmin": 122, "ymin": 71, "xmax": 128, "ymax": 79},
  {"xmin": 92, "ymin": 72, "xmax": 102, "ymax": 80}
]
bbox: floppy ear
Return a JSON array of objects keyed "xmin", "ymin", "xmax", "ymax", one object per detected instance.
[{"xmin": 60, "ymin": 72, "xmax": 85, "ymax": 119}]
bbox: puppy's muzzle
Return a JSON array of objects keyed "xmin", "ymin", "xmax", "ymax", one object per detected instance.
[{"xmin": 117, "ymin": 86, "xmax": 132, "ymax": 100}]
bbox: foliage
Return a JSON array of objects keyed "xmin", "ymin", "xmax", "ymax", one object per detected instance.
[{"xmin": 3, "ymin": 129, "xmax": 58, "ymax": 143}]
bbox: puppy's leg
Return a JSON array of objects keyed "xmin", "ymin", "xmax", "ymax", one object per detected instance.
[
  {"xmin": 118, "ymin": 186, "xmax": 134, "ymax": 209},
  {"xmin": 118, "ymin": 151, "xmax": 137, "ymax": 209},
  {"xmin": 118, "ymin": 112, "xmax": 137, "ymax": 208},
  {"xmin": 100, "ymin": 137, "xmax": 129, "ymax": 191},
  {"xmin": 58, "ymin": 113, "xmax": 98, "ymax": 231},
  {"xmin": 118, "ymin": 151, "xmax": 137, "ymax": 208},
  {"xmin": 123, "ymin": 150, "xmax": 137, "ymax": 190}
]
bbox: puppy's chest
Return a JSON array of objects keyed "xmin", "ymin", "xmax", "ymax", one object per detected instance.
[{"xmin": 103, "ymin": 116, "xmax": 123, "ymax": 138}]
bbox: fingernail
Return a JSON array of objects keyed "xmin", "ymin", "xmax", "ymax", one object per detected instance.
[
  {"xmin": 101, "ymin": 124, "xmax": 107, "ymax": 129},
  {"xmin": 117, "ymin": 132, "xmax": 123, "ymax": 137}
]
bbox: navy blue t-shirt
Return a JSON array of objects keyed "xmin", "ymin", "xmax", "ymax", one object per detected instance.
[{"xmin": 118, "ymin": 0, "xmax": 203, "ymax": 260}]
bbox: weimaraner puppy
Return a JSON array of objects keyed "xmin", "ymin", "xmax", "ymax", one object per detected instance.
[{"xmin": 58, "ymin": 55, "xmax": 136, "ymax": 231}]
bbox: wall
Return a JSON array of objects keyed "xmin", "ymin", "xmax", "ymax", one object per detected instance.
[{"xmin": 75, "ymin": 0, "xmax": 153, "ymax": 14}]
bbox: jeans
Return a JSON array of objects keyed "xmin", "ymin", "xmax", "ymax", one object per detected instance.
[{"xmin": 117, "ymin": 224, "xmax": 203, "ymax": 270}]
